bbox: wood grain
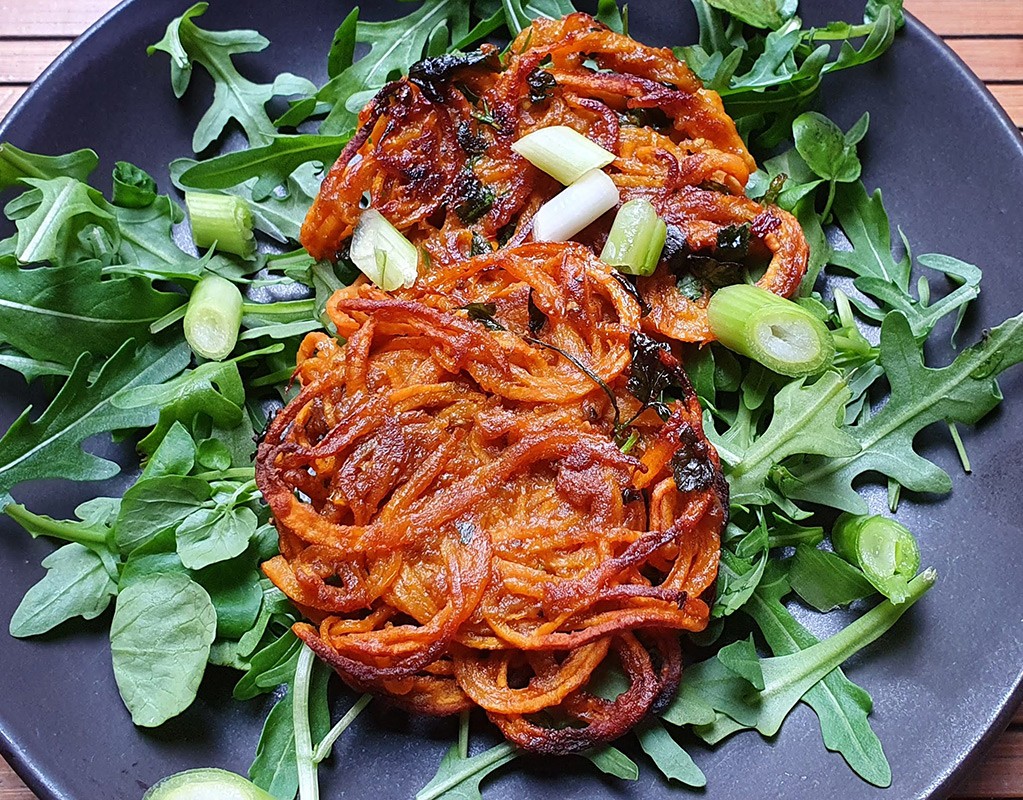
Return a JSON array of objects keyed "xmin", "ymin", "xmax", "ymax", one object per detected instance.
[
  {"xmin": 0, "ymin": 0, "xmax": 124, "ymax": 37},
  {"xmin": 0, "ymin": 41, "xmax": 67, "ymax": 84},
  {"xmin": 1, "ymin": 1, "xmax": 1022, "ymax": 799},
  {"xmin": 947, "ymin": 38, "xmax": 1023, "ymax": 81},
  {"xmin": 905, "ymin": 0, "xmax": 1023, "ymax": 36}
]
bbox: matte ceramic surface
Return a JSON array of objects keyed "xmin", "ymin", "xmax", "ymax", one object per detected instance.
[{"xmin": 1, "ymin": 1, "xmax": 1022, "ymax": 798}]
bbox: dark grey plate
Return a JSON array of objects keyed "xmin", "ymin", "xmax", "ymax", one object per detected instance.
[{"xmin": 1, "ymin": 1, "xmax": 1022, "ymax": 799}]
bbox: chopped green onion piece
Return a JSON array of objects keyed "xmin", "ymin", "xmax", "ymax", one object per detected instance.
[
  {"xmin": 143, "ymin": 768, "xmax": 277, "ymax": 800},
  {"xmin": 185, "ymin": 192, "xmax": 255, "ymax": 259},
  {"xmin": 184, "ymin": 274, "xmax": 243, "ymax": 362},
  {"xmin": 350, "ymin": 209, "xmax": 420, "ymax": 291},
  {"xmin": 532, "ymin": 169, "xmax": 620, "ymax": 243},
  {"xmin": 600, "ymin": 199, "xmax": 667, "ymax": 276},
  {"xmin": 511, "ymin": 125, "xmax": 616, "ymax": 185},
  {"xmin": 706, "ymin": 284, "xmax": 835, "ymax": 377},
  {"xmin": 832, "ymin": 513, "xmax": 922, "ymax": 604}
]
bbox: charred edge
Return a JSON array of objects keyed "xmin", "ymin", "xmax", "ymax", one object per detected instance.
[{"xmin": 408, "ymin": 48, "xmax": 500, "ymax": 104}]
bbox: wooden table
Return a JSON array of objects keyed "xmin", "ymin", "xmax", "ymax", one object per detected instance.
[{"xmin": 1, "ymin": 1, "xmax": 1022, "ymax": 798}]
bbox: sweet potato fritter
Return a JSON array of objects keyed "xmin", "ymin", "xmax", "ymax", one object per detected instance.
[
  {"xmin": 301, "ymin": 12, "xmax": 808, "ymax": 343},
  {"xmin": 256, "ymin": 244, "xmax": 728, "ymax": 754}
]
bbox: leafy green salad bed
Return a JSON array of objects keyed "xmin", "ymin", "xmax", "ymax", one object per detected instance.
[{"xmin": 1, "ymin": 0, "xmax": 1021, "ymax": 798}]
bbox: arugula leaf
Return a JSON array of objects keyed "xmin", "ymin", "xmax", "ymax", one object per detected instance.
[
  {"xmin": 830, "ymin": 180, "xmax": 909, "ymax": 288},
  {"xmin": 713, "ymin": 516, "xmax": 769, "ymax": 619},
  {"xmin": 149, "ymin": 3, "xmax": 316, "ymax": 152},
  {"xmin": 703, "ymin": 0, "xmax": 796, "ymax": 31},
  {"xmin": 743, "ymin": 564, "xmax": 892, "ymax": 787},
  {"xmin": 249, "ymin": 660, "xmax": 331, "ymax": 800},
  {"xmin": 6, "ymin": 499, "xmax": 117, "ymax": 552},
  {"xmin": 12, "ymin": 177, "xmax": 118, "ymax": 265},
  {"xmin": 636, "ymin": 719, "xmax": 706, "ymax": 788},
  {"xmin": 176, "ymin": 135, "xmax": 349, "ymax": 201},
  {"xmin": 582, "ymin": 746, "xmax": 639, "ymax": 780},
  {"xmin": 112, "ymin": 196, "xmax": 212, "ymax": 276},
  {"xmin": 717, "ymin": 635, "xmax": 765, "ymax": 689},
  {"xmin": 319, "ymin": 0, "xmax": 473, "ymax": 135},
  {"xmin": 595, "ymin": 0, "xmax": 625, "ymax": 33},
  {"xmin": 416, "ymin": 741, "xmax": 518, "ymax": 800},
  {"xmin": 112, "ymin": 358, "xmax": 246, "ymax": 455},
  {"xmin": 110, "ymin": 571, "xmax": 217, "ymax": 727},
  {"xmin": 327, "ymin": 8, "xmax": 360, "ymax": 79},
  {"xmin": 783, "ymin": 311, "xmax": 1023, "ymax": 513},
  {"xmin": 725, "ymin": 372, "xmax": 860, "ymax": 505},
  {"xmin": 664, "ymin": 569, "xmax": 935, "ymax": 737},
  {"xmin": 0, "ymin": 143, "xmax": 99, "ymax": 189},
  {"xmin": 0, "ymin": 340, "xmax": 189, "ymax": 506},
  {"xmin": 0, "ymin": 347, "xmax": 76, "ymax": 383},
  {"xmin": 788, "ymin": 543, "xmax": 875, "ymax": 612},
  {"xmin": 9, "ymin": 543, "xmax": 116, "ymax": 637},
  {"xmin": 0, "ymin": 259, "xmax": 183, "ymax": 367}
]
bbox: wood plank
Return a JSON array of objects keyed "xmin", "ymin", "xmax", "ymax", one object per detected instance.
[
  {"xmin": 0, "ymin": 758, "xmax": 32, "ymax": 800},
  {"xmin": 956, "ymin": 729, "xmax": 1023, "ymax": 798},
  {"xmin": 0, "ymin": 40, "xmax": 68, "ymax": 84},
  {"xmin": 948, "ymin": 38, "xmax": 1023, "ymax": 81},
  {"xmin": 905, "ymin": 0, "xmax": 1023, "ymax": 36},
  {"xmin": 0, "ymin": 87, "xmax": 25, "ymax": 124},
  {"xmin": 0, "ymin": 0, "xmax": 120, "ymax": 38},
  {"xmin": 989, "ymin": 84, "xmax": 1023, "ymax": 126}
]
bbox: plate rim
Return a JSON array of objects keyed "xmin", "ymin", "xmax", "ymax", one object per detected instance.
[{"xmin": 1, "ymin": 3, "xmax": 1022, "ymax": 799}]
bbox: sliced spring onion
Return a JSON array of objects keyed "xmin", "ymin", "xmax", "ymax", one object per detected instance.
[
  {"xmin": 600, "ymin": 199, "xmax": 667, "ymax": 276},
  {"xmin": 185, "ymin": 192, "xmax": 255, "ymax": 259},
  {"xmin": 832, "ymin": 513, "xmax": 922, "ymax": 605},
  {"xmin": 706, "ymin": 284, "xmax": 835, "ymax": 377},
  {"xmin": 183, "ymin": 274, "xmax": 243, "ymax": 361},
  {"xmin": 350, "ymin": 209, "xmax": 420, "ymax": 291},
  {"xmin": 511, "ymin": 125, "xmax": 616, "ymax": 185},
  {"xmin": 143, "ymin": 768, "xmax": 276, "ymax": 800},
  {"xmin": 531, "ymin": 169, "xmax": 620, "ymax": 243}
]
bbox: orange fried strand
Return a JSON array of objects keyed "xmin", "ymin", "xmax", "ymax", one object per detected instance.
[
  {"xmin": 301, "ymin": 12, "xmax": 808, "ymax": 343},
  {"xmin": 256, "ymin": 243, "xmax": 727, "ymax": 754}
]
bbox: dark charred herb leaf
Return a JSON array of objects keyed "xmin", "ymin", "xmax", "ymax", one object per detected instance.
[
  {"xmin": 453, "ymin": 171, "xmax": 495, "ymax": 224},
  {"xmin": 670, "ymin": 425, "xmax": 717, "ymax": 493},
  {"xmin": 677, "ymin": 274, "xmax": 705, "ymax": 302},
  {"xmin": 455, "ymin": 520, "xmax": 476, "ymax": 545},
  {"xmin": 661, "ymin": 224, "xmax": 689, "ymax": 269},
  {"xmin": 470, "ymin": 233, "xmax": 493, "ymax": 256},
  {"xmin": 716, "ymin": 223, "xmax": 751, "ymax": 260},
  {"xmin": 611, "ymin": 270, "xmax": 652, "ymax": 316},
  {"xmin": 627, "ymin": 332, "xmax": 686, "ymax": 420},
  {"xmin": 456, "ymin": 121, "xmax": 488, "ymax": 159},
  {"xmin": 463, "ymin": 303, "xmax": 506, "ymax": 331},
  {"xmin": 527, "ymin": 68, "xmax": 558, "ymax": 103},
  {"xmin": 528, "ymin": 290, "xmax": 548, "ymax": 335},
  {"xmin": 688, "ymin": 256, "xmax": 747, "ymax": 289},
  {"xmin": 408, "ymin": 49, "xmax": 499, "ymax": 104}
]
